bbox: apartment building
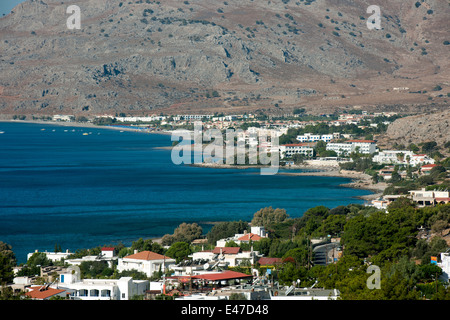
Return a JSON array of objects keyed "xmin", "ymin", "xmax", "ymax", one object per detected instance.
[
  {"xmin": 279, "ymin": 144, "xmax": 314, "ymax": 159},
  {"xmin": 326, "ymin": 140, "xmax": 377, "ymax": 156},
  {"xmin": 296, "ymin": 133, "xmax": 334, "ymax": 143}
]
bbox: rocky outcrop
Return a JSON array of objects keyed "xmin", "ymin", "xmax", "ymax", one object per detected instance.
[{"xmin": 384, "ymin": 111, "xmax": 450, "ymax": 148}]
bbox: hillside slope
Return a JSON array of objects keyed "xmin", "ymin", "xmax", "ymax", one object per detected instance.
[{"xmin": 0, "ymin": 0, "xmax": 449, "ymax": 117}]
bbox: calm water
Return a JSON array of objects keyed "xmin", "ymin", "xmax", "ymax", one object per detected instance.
[{"xmin": 0, "ymin": 122, "xmax": 371, "ymax": 263}]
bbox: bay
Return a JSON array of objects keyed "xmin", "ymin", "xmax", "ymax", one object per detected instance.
[{"xmin": 0, "ymin": 122, "xmax": 372, "ymax": 263}]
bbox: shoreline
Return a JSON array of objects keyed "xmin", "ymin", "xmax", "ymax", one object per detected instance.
[
  {"xmin": 2, "ymin": 119, "xmax": 385, "ymax": 199},
  {"xmin": 0, "ymin": 119, "xmax": 172, "ymax": 135},
  {"xmin": 189, "ymin": 162, "xmax": 386, "ymax": 200}
]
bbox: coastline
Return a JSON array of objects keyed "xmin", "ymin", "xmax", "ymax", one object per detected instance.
[
  {"xmin": 189, "ymin": 162, "xmax": 386, "ymax": 200},
  {"xmin": 2, "ymin": 120, "xmax": 385, "ymax": 200},
  {"xmin": 0, "ymin": 119, "xmax": 172, "ymax": 135}
]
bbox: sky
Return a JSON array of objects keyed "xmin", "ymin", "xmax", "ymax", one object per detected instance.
[{"xmin": 1, "ymin": 0, "xmax": 25, "ymax": 16}]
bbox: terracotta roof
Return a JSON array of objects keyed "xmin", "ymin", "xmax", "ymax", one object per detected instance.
[
  {"xmin": 102, "ymin": 247, "xmax": 115, "ymax": 251},
  {"xmin": 212, "ymin": 247, "xmax": 241, "ymax": 254},
  {"xmin": 258, "ymin": 257, "xmax": 283, "ymax": 266},
  {"xmin": 237, "ymin": 233, "xmax": 262, "ymax": 241},
  {"xmin": 422, "ymin": 164, "xmax": 438, "ymax": 168},
  {"xmin": 192, "ymin": 271, "xmax": 252, "ymax": 281},
  {"xmin": 26, "ymin": 286, "xmax": 66, "ymax": 300},
  {"xmin": 125, "ymin": 250, "xmax": 172, "ymax": 261}
]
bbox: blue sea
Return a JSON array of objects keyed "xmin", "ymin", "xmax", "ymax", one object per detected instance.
[{"xmin": 0, "ymin": 122, "xmax": 372, "ymax": 263}]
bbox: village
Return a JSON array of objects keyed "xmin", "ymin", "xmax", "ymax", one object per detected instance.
[{"xmin": 11, "ymin": 225, "xmax": 344, "ymax": 301}]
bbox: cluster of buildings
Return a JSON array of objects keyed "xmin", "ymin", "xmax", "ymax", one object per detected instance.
[
  {"xmin": 50, "ymin": 111, "xmax": 406, "ymax": 162},
  {"xmin": 11, "ymin": 226, "xmax": 345, "ymax": 300},
  {"xmin": 371, "ymin": 188, "xmax": 450, "ymax": 211},
  {"xmin": 372, "ymin": 151, "xmax": 435, "ymax": 166}
]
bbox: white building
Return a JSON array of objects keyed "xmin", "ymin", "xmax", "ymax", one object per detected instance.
[
  {"xmin": 64, "ymin": 247, "xmax": 118, "ymax": 268},
  {"xmin": 296, "ymin": 133, "xmax": 334, "ymax": 143},
  {"xmin": 59, "ymin": 271, "xmax": 149, "ymax": 300},
  {"xmin": 326, "ymin": 140, "xmax": 377, "ymax": 156},
  {"xmin": 52, "ymin": 115, "xmax": 74, "ymax": 122},
  {"xmin": 373, "ymin": 151, "xmax": 435, "ymax": 166},
  {"xmin": 27, "ymin": 249, "xmax": 73, "ymax": 262},
  {"xmin": 410, "ymin": 154, "xmax": 435, "ymax": 166},
  {"xmin": 117, "ymin": 250, "xmax": 176, "ymax": 278},
  {"xmin": 280, "ymin": 144, "xmax": 314, "ymax": 159},
  {"xmin": 408, "ymin": 189, "xmax": 450, "ymax": 207},
  {"xmin": 114, "ymin": 116, "xmax": 166, "ymax": 122},
  {"xmin": 372, "ymin": 150, "xmax": 414, "ymax": 165},
  {"xmin": 251, "ymin": 226, "xmax": 267, "ymax": 238},
  {"xmin": 179, "ymin": 114, "xmax": 213, "ymax": 121},
  {"xmin": 438, "ymin": 250, "xmax": 450, "ymax": 282}
]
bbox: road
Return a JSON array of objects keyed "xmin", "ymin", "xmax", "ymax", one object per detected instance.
[{"xmin": 313, "ymin": 242, "xmax": 340, "ymax": 266}]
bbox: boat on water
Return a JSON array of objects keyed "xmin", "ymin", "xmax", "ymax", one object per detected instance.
[
  {"xmin": 82, "ymin": 133, "xmax": 89, "ymax": 136},
  {"xmin": 0, "ymin": 131, "xmax": 4, "ymax": 134}
]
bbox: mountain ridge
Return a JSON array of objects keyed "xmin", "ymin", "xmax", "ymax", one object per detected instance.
[{"xmin": 0, "ymin": 0, "xmax": 449, "ymax": 117}]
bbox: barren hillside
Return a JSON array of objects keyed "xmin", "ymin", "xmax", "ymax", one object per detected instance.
[
  {"xmin": 0, "ymin": 0, "xmax": 449, "ymax": 117},
  {"xmin": 379, "ymin": 110, "xmax": 450, "ymax": 151}
]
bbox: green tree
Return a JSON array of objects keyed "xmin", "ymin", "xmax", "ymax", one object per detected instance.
[
  {"xmin": 207, "ymin": 220, "xmax": 249, "ymax": 245},
  {"xmin": 0, "ymin": 242, "xmax": 16, "ymax": 285},
  {"xmin": 166, "ymin": 242, "xmax": 192, "ymax": 263},
  {"xmin": 161, "ymin": 223, "xmax": 203, "ymax": 246},
  {"xmin": 421, "ymin": 141, "xmax": 437, "ymax": 154},
  {"xmin": 251, "ymin": 207, "xmax": 289, "ymax": 229}
]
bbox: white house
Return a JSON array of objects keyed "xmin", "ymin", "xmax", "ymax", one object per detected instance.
[
  {"xmin": 59, "ymin": 272, "xmax": 149, "ymax": 300},
  {"xmin": 64, "ymin": 247, "xmax": 118, "ymax": 268},
  {"xmin": 372, "ymin": 150, "xmax": 414, "ymax": 165},
  {"xmin": 117, "ymin": 250, "xmax": 176, "ymax": 278},
  {"xmin": 27, "ymin": 249, "xmax": 73, "ymax": 262}
]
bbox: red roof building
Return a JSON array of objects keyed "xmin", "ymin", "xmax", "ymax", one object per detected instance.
[
  {"xmin": 237, "ymin": 233, "xmax": 263, "ymax": 242},
  {"xmin": 258, "ymin": 257, "xmax": 283, "ymax": 266},
  {"xmin": 422, "ymin": 164, "xmax": 438, "ymax": 169},
  {"xmin": 192, "ymin": 270, "xmax": 252, "ymax": 281},
  {"xmin": 212, "ymin": 247, "xmax": 241, "ymax": 255},
  {"xmin": 25, "ymin": 286, "xmax": 66, "ymax": 300},
  {"xmin": 124, "ymin": 250, "xmax": 171, "ymax": 261}
]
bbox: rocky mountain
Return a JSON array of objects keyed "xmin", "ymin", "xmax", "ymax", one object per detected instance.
[
  {"xmin": 0, "ymin": 0, "xmax": 449, "ymax": 117},
  {"xmin": 380, "ymin": 110, "xmax": 450, "ymax": 151}
]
